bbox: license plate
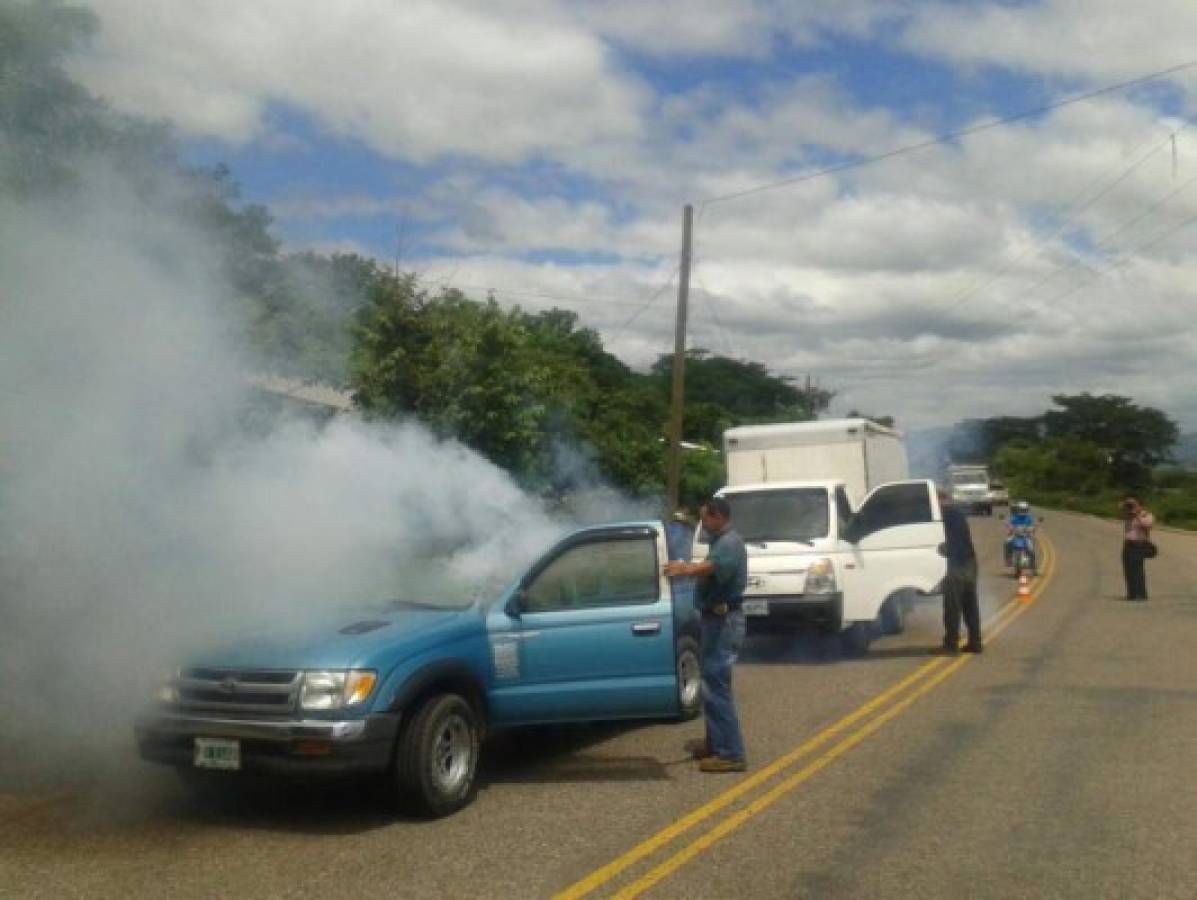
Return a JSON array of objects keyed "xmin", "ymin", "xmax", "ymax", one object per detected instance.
[
  {"xmin": 194, "ymin": 737, "xmax": 241, "ymax": 771},
  {"xmin": 742, "ymin": 599, "xmax": 769, "ymax": 617}
]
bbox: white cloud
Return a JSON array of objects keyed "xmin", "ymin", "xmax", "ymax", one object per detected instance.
[
  {"xmin": 578, "ymin": 0, "xmax": 906, "ymax": 58},
  {"xmin": 73, "ymin": 0, "xmax": 647, "ymax": 162},
  {"xmin": 68, "ymin": 0, "xmax": 1197, "ymax": 429},
  {"xmin": 901, "ymin": 0, "xmax": 1197, "ymax": 89}
]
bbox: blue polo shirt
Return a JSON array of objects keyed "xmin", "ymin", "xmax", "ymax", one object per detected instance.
[{"xmin": 696, "ymin": 527, "xmax": 748, "ymax": 612}]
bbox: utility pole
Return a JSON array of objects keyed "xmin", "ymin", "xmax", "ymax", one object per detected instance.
[{"xmin": 666, "ymin": 203, "xmax": 694, "ymax": 514}]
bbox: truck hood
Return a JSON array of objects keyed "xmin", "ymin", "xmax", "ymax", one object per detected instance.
[
  {"xmin": 186, "ymin": 602, "xmax": 482, "ymax": 671},
  {"xmin": 744, "ymin": 540, "xmax": 832, "ymax": 558}
]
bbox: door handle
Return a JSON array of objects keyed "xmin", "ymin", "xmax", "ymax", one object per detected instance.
[{"xmin": 632, "ymin": 621, "xmax": 662, "ymax": 636}]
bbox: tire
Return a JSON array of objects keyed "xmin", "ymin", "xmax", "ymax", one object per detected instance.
[
  {"xmin": 394, "ymin": 692, "xmax": 480, "ymax": 818},
  {"xmin": 879, "ymin": 594, "xmax": 907, "ymax": 636},
  {"xmin": 675, "ymin": 635, "xmax": 702, "ymax": 720},
  {"xmin": 840, "ymin": 622, "xmax": 873, "ymax": 657}
]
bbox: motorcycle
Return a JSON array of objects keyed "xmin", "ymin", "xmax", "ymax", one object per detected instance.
[{"xmin": 1007, "ymin": 527, "xmax": 1036, "ymax": 578}]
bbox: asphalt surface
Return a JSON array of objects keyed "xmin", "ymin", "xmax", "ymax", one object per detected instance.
[{"xmin": 3, "ymin": 512, "xmax": 1196, "ymax": 898}]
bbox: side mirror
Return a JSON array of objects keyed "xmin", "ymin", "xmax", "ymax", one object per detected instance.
[
  {"xmin": 937, "ymin": 542, "xmax": 949, "ymax": 558},
  {"xmin": 505, "ymin": 587, "xmax": 526, "ymax": 618}
]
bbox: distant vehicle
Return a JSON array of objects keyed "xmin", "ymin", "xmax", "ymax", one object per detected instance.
[
  {"xmin": 137, "ymin": 522, "xmax": 702, "ymax": 817},
  {"xmin": 988, "ymin": 480, "xmax": 1010, "ymax": 512},
  {"xmin": 704, "ymin": 420, "xmax": 945, "ymax": 655},
  {"xmin": 947, "ymin": 464, "xmax": 992, "ymax": 515}
]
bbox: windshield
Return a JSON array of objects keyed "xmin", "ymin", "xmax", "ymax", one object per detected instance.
[
  {"xmin": 361, "ymin": 554, "xmax": 518, "ymax": 613},
  {"xmin": 722, "ymin": 488, "xmax": 829, "ymax": 543},
  {"xmin": 950, "ymin": 471, "xmax": 987, "ymax": 486}
]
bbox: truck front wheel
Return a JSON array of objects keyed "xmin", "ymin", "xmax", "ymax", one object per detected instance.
[
  {"xmin": 879, "ymin": 594, "xmax": 907, "ymax": 635},
  {"xmin": 675, "ymin": 636, "xmax": 702, "ymax": 720},
  {"xmin": 840, "ymin": 622, "xmax": 874, "ymax": 657},
  {"xmin": 394, "ymin": 692, "xmax": 480, "ymax": 818}
]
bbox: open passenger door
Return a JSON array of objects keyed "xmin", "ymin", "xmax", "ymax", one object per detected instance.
[{"xmin": 838, "ymin": 480, "xmax": 947, "ymax": 624}]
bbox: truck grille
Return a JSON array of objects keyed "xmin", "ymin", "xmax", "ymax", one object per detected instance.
[{"xmin": 178, "ymin": 668, "xmax": 301, "ymax": 715}]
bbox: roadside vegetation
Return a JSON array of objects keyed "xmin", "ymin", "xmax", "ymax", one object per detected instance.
[{"xmin": 948, "ymin": 394, "xmax": 1197, "ymax": 529}]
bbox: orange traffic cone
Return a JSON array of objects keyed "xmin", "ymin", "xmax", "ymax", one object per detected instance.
[{"xmin": 1017, "ymin": 572, "xmax": 1032, "ymax": 602}]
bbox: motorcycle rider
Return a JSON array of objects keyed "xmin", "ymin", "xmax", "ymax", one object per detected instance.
[{"xmin": 1005, "ymin": 500, "xmax": 1037, "ymax": 574}]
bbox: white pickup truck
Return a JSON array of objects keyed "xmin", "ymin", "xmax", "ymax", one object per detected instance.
[{"xmin": 699, "ymin": 420, "xmax": 947, "ymax": 654}]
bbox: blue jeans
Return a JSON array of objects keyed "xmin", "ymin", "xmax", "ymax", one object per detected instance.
[{"xmin": 701, "ymin": 610, "xmax": 746, "ymax": 762}]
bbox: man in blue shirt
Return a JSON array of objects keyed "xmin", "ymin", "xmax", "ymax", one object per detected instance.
[
  {"xmin": 663, "ymin": 496, "xmax": 748, "ymax": 773},
  {"xmin": 937, "ymin": 487, "xmax": 983, "ymax": 655},
  {"xmin": 1005, "ymin": 500, "xmax": 1037, "ymax": 574}
]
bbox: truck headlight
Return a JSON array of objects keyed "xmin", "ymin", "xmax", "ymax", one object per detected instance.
[
  {"xmin": 300, "ymin": 670, "xmax": 377, "ymax": 710},
  {"xmin": 803, "ymin": 558, "xmax": 837, "ymax": 595},
  {"xmin": 152, "ymin": 667, "xmax": 180, "ymax": 704}
]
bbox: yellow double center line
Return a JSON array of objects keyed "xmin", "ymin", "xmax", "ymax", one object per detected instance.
[{"xmin": 557, "ymin": 535, "xmax": 1058, "ymax": 900}]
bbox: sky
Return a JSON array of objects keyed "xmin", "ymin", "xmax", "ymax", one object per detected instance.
[{"xmin": 67, "ymin": 0, "xmax": 1197, "ymax": 431}]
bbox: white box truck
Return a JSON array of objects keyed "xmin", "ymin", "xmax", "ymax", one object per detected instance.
[
  {"xmin": 699, "ymin": 419, "xmax": 945, "ymax": 655},
  {"xmin": 724, "ymin": 419, "xmax": 909, "ymax": 502}
]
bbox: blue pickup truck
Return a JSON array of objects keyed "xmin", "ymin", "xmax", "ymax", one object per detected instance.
[{"xmin": 136, "ymin": 521, "xmax": 701, "ymax": 817}]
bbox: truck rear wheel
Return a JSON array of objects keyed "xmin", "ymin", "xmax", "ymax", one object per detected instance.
[{"xmin": 394, "ymin": 692, "xmax": 480, "ymax": 818}]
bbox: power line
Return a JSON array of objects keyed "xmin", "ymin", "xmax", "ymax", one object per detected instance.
[
  {"xmin": 943, "ymin": 123, "xmax": 1189, "ymax": 316},
  {"xmin": 611, "ymin": 264, "xmax": 680, "ymax": 337},
  {"xmin": 701, "ymin": 58, "xmax": 1197, "ymax": 208},
  {"xmin": 690, "ymin": 261, "xmax": 737, "ymax": 358},
  {"xmin": 1016, "ymin": 167, "xmax": 1197, "ymax": 306},
  {"xmin": 1042, "ymin": 203, "xmax": 1197, "ymax": 307}
]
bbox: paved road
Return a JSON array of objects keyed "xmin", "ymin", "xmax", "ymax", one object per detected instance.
[{"xmin": 2, "ymin": 513, "xmax": 1195, "ymax": 898}]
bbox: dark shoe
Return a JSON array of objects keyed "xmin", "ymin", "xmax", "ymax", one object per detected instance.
[
  {"xmin": 684, "ymin": 738, "xmax": 711, "ymax": 760},
  {"xmin": 699, "ymin": 756, "xmax": 747, "ymax": 773},
  {"xmin": 961, "ymin": 642, "xmax": 984, "ymax": 654},
  {"xmin": 934, "ymin": 642, "xmax": 960, "ymax": 656}
]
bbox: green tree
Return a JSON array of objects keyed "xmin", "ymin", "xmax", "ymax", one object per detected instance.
[
  {"xmin": 652, "ymin": 350, "xmax": 832, "ymax": 445},
  {"xmin": 993, "ymin": 438, "xmax": 1110, "ymax": 495},
  {"xmin": 1043, "ymin": 393, "xmax": 1177, "ymax": 474}
]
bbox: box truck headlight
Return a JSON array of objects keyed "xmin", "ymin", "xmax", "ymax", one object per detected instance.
[{"xmin": 803, "ymin": 558, "xmax": 837, "ymax": 595}]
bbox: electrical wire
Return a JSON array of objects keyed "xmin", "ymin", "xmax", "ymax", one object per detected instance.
[
  {"xmin": 1039, "ymin": 204, "xmax": 1197, "ymax": 309},
  {"xmin": 611, "ymin": 264, "xmax": 680, "ymax": 336},
  {"xmin": 1016, "ymin": 167, "xmax": 1197, "ymax": 305},
  {"xmin": 700, "ymin": 59, "xmax": 1197, "ymax": 208},
  {"xmin": 942, "ymin": 123, "xmax": 1189, "ymax": 316}
]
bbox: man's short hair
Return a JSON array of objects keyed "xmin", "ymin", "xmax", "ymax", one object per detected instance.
[{"xmin": 703, "ymin": 496, "xmax": 732, "ymax": 519}]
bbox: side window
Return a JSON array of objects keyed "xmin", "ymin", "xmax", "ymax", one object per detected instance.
[
  {"xmin": 835, "ymin": 488, "xmax": 853, "ymax": 538},
  {"xmin": 853, "ymin": 483, "xmax": 932, "ymax": 539},
  {"xmin": 523, "ymin": 538, "xmax": 659, "ymax": 613}
]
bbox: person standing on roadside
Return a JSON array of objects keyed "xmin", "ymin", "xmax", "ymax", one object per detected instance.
[
  {"xmin": 663, "ymin": 497, "xmax": 748, "ymax": 773},
  {"xmin": 937, "ymin": 487, "xmax": 983, "ymax": 654},
  {"xmin": 1121, "ymin": 495, "xmax": 1155, "ymax": 601}
]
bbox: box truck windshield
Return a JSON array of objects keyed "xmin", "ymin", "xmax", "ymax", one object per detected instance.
[
  {"xmin": 950, "ymin": 471, "xmax": 986, "ymax": 486},
  {"xmin": 722, "ymin": 488, "xmax": 828, "ymax": 544}
]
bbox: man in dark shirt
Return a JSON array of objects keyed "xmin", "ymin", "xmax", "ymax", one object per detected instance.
[
  {"xmin": 938, "ymin": 487, "xmax": 983, "ymax": 654},
  {"xmin": 663, "ymin": 496, "xmax": 749, "ymax": 772}
]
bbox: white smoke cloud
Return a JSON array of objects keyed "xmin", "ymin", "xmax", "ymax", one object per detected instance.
[{"xmin": 0, "ymin": 160, "xmax": 614, "ymax": 782}]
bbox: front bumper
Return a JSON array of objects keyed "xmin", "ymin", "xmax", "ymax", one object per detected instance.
[
  {"xmin": 135, "ymin": 710, "xmax": 400, "ymax": 776},
  {"xmin": 743, "ymin": 593, "xmax": 843, "ymax": 628}
]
